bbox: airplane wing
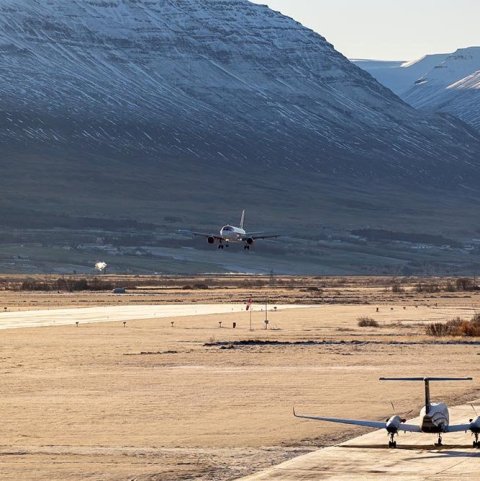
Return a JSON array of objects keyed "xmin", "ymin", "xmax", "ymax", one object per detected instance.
[
  {"xmin": 293, "ymin": 409, "xmax": 386, "ymax": 429},
  {"xmin": 398, "ymin": 423, "xmax": 422, "ymax": 433},
  {"xmin": 191, "ymin": 232, "xmax": 224, "ymax": 240},
  {"xmin": 242, "ymin": 233, "xmax": 280, "ymax": 240},
  {"xmin": 447, "ymin": 423, "xmax": 472, "ymax": 433},
  {"xmin": 293, "ymin": 409, "xmax": 421, "ymax": 432}
]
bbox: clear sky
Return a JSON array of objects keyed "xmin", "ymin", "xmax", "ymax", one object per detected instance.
[{"xmin": 250, "ymin": 0, "xmax": 480, "ymax": 61}]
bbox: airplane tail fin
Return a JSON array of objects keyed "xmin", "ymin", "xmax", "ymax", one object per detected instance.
[{"xmin": 240, "ymin": 210, "xmax": 245, "ymax": 230}]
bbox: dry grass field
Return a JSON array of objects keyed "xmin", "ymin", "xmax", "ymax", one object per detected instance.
[{"xmin": 0, "ymin": 276, "xmax": 479, "ymax": 480}]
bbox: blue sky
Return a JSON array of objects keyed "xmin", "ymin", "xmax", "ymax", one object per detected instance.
[{"xmin": 250, "ymin": 0, "xmax": 480, "ymax": 60}]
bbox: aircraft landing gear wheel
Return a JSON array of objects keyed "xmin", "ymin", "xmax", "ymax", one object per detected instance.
[
  {"xmin": 218, "ymin": 244, "xmax": 224, "ymax": 249},
  {"xmin": 388, "ymin": 441, "xmax": 396, "ymax": 448},
  {"xmin": 435, "ymin": 435, "xmax": 443, "ymax": 447}
]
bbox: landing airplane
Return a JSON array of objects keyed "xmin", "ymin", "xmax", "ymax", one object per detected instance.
[
  {"xmin": 294, "ymin": 377, "xmax": 480, "ymax": 448},
  {"xmin": 192, "ymin": 210, "xmax": 279, "ymax": 250}
]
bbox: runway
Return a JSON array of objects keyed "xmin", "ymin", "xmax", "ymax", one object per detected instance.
[
  {"xmin": 0, "ymin": 304, "xmax": 306, "ymax": 330},
  {"xmin": 238, "ymin": 402, "xmax": 480, "ymax": 481}
]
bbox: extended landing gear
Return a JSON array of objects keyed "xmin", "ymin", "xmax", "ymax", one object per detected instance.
[
  {"xmin": 434, "ymin": 434, "xmax": 443, "ymax": 447},
  {"xmin": 474, "ymin": 433, "xmax": 479, "ymax": 448},
  {"xmin": 388, "ymin": 433, "xmax": 397, "ymax": 448},
  {"xmin": 243, "ymin": 245, "xmax": 250, "ymax": 250}
]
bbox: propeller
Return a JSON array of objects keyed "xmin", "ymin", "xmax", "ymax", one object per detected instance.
[
  {"xmin": 470, "ymin": 404, "xmax": 479, "ymax": 424},
  {"xmin": 388, "ymin": 401, "xmax": 411, "ymax": 423}
]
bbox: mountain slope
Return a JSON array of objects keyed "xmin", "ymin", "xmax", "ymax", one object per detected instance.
[
  {"xmin": 353, "ymin": 54, "xmax": 449, "ymax": 96},
  {"xmin": 0, "ymin": 0, "xmax": 479, "ymax": 184},
  {"xmin": 1, "ymin": 1, "xmax": 480, "ymax": 273},
  {"xmin": 356, "ymin": 48, "xmax": 480, "ymax": 130},
  {"xmin": 402, "ymin": 47, "xmax": 480, "ymax": 128}
]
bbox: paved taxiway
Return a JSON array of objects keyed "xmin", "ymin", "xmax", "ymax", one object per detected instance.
[
  {"xmin": 239, "ymin": 402, "xmax": 480, "ymax": 481},
  {"xmin": 0, "ymin": 304, "xmax": 307, "ymax": 330}
]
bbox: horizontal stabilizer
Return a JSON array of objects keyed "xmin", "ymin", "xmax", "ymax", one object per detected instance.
[{"xmin": 380, "ymin": 377, "xmax": 473, "ymax": 382}]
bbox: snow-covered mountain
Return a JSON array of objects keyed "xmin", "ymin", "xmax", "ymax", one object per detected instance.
[
  {"xmin": 356, "ymin": 48, "xmax": 480, "ymax": 129},
  {"xmin": 0, "ymin": 0, "xmax": 480, "ymax": 184},
  {"xmin": 353, "ymin": 54, "xmax": 450, "ymax": 96},
  {"xmin": 402, "ymin": 47, "xmax": 480, "ymax": 128}
]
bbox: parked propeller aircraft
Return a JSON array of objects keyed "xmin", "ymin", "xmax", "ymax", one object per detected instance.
[
  {"xmin": 294, "ymin": 377, "xmax": 480, "ymax": 448},
  {"xmin": 192, "ymin": 210, "xmax": 279, "ymax": 250}
]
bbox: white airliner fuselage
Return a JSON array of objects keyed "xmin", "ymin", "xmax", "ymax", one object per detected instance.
[{"xmin": 219, "ymin": 225, "xmax": 246, "ymax": 242}]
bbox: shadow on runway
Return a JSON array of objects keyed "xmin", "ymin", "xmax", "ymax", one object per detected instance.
[
  {"xmin": 405, "ymin": 450, "xmax": 480, "ymax": 460},
  {"xmin": 339, "ymin": 444, "xmax": 480, "ymax": 457}
]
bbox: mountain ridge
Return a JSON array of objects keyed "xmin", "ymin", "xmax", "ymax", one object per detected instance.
[
  {"xmin": 352, "ymin": 54, "xmax": 450, "ymax": 96},
  {"xmin": 355, "ymin": 47, "xmax": 480, "ymax": 129},
  {"xmin": 1, "ymin": 0, "xmax": 480, "ymax": 180}
]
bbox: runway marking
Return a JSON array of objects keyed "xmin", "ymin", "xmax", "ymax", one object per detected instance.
[{"xmin": 0, "ymin": 304, "xmax": 312, "ymax": 330}]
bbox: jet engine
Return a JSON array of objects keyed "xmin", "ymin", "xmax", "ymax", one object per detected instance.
[
  {"xmin": 245, "ymin": 237, "xmax": 254, "ymax": 245},
  {"xmin": 207, "ymin": 236, "xmax": 215, "ymax": 244}
]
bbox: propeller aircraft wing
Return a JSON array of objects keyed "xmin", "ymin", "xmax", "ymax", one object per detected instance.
[
  {"xmin": 447, "ymin": 423, "xmax": 475, "ymax": 433},
  {"xmin": 293, "ymin": 408, "xmax": 421, "ymax": 432}
]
